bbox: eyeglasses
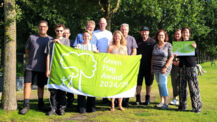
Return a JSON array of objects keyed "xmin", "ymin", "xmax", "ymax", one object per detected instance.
[
  {"xmin": 39, "ymin": 26, "xmax": 47, "ymax": 28},
  {"xmin": 55, "ymin": 30, "xmax": 63, "ymax": 33}
]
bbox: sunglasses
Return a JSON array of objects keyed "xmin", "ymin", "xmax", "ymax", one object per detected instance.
[{"xmin": 55, "ymin": 30, "xmax": 63, "ymax": 33}]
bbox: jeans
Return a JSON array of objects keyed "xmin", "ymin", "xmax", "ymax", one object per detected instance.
[{"xmin": 155, "ymin": 72, "xmax": 168, "ymax": 97}]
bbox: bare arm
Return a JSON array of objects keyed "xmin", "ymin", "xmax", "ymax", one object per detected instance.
[
  {"xmin": 107, "ymin": 46, "xmax": 112, "ymax": 53},
  {"xmin": 46, "ymin": 54, "xmax": 50, "ymax": 78},
  {"xmin": 161, "ymin": 56, "xmax": 173, "ymax": 74},
  {"xmin": 131, "ymin": 48, "xmax": 137, "ymax": 55},
  {"xmin": 25, "ymin": 49, "xmax": 29, "ymax": 58}
]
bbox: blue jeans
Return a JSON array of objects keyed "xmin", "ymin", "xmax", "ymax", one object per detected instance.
[{"xmin": 155, "ymin": 72, "xmax": 168, "ymax": 97}]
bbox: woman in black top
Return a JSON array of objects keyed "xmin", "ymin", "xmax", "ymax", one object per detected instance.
[
  {"xmin": 170, "ymin": 29, "xmax": 182, "ymax": 105},
  {"xmin": 178, "ymin": 27, "xmax": 202, "ymax": 113}
]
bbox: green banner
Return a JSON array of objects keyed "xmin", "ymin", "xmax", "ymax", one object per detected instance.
[
  {"xmin": 172, "ymin": 41, "xmax": 195, "ymax": 56},
  {"xmin": 48, "ymin": 44, "xmax": 141, "ymax": 98}
]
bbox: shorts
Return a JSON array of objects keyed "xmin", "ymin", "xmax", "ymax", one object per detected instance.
[
  {"xmin": 24, "ymin": 70, "xmax": 48, "ymax": 88},
  {"xmin": 137, "ymin": 67, "xmax": 154, "ymax": 86}
]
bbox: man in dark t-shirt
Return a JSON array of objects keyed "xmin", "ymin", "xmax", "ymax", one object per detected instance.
[
  {"xmin": 20, "ymin": 21, "xmax": 53, "ymax": 115},
  {"xmin": 136, "ymin": 26, "xmax": 156, "ymax": 106}
]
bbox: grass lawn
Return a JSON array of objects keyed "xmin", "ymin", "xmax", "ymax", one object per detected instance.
[{"xmin": 0, "ymin": 61, "xmax": 217, "ymax": 121}]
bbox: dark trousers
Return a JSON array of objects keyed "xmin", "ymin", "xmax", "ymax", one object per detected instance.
[
  {"xmin": 49, "ymin": 89, "xmax": 66, "ymax": 110},
  {"xmin": 179, "ymin": 67, "xmax": 202, "ymax": 111},
  {"xmin": 66, "ymin": 92, "xmax": 74, "ymax": 104},
  {"xmin": 171, "ymin": 65, "xmax": 180, "ymax": 98},
  {"xmin": 78, "ymin": 95, "xmax": 95, "ymax": 111}
]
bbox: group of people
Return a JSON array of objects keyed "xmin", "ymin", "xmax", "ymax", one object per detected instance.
[{"xmin": 19, "ymin": 17, "xmax": 202, "ymax": 116}]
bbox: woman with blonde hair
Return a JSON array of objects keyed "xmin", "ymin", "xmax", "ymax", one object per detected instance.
[{"xmin": 107, "ymin": 30, "xmax": 127, "ymax": 111}]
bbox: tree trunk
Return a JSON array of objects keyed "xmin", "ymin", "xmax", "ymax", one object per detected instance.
[
  {"xmin": 2, "ymin": 0, "xmax": 17, "ymax": 111},
  {"xmin": 98, "ymin": 0, "xmax": 121, "ymax": 31}
]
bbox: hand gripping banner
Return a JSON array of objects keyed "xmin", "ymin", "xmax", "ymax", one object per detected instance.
[{"xmin": 48, "ymin": 44, "xmax": 141, "ymax": 98}]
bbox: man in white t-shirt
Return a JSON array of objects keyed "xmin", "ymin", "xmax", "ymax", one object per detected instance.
[
  {"xmin": 94, "ymin": 18, "xmax": 112, "ymax": 104},
  {"xmin": 94, "ymin": 18, "xmax": 113, "ymax": 53}
]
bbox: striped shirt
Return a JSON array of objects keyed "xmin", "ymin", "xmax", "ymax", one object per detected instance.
[{"xmin": 152, "ymin": 42, "xmax": 173, "ymax": 75}]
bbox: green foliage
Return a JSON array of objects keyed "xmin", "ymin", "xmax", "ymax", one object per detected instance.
[
  {"xmin": 1, "ymin": 0, "xmax": 217, "ymax": 56},
  {"xmin": 16, "ymin": 62, "xmax": 24, "ymax": 77}
]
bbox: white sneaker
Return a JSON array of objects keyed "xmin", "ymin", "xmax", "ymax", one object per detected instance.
[
  {"xmin": 155, "ymin": 103, "xmax": 164, "ymax": 108},
  {"xmin": 170, "ymin": 99, "xmax": 179, "ymax": 105}
]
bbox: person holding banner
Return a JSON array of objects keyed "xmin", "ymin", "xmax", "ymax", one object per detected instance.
[
  {"xmin": 120, "ymin": 23, "xmax": 138, "ymax": 107},
  {"xmin": 94, "ymin": 18, "xmax": 113, "ymax": 104},
  {"xmin": 170, "ymin": 29, "xmax": 182, "ymax": 105},
  {"xmin": 75, "ymin": 30, "xmax": 98, "ymax": 114},
  {"xmin": 152, "ymin": 30, "xmax": 173, "ymax": 109},
  {"xmin": 45, "ymin": 24, "xmax": 70, "ymax": 116},
  {"xmin": 63, "ymin": 28, "xmax": 75, "ymax": 108},
  {"xmin": 107, "ymin": 30, "xmax": 127, "ymax": 111},
  {"xmin": 178, "ymin": 27, "xmax": 202, "ymax": 113}
]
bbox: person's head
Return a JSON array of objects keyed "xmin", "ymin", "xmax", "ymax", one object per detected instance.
[
  {"xmin": 182, "ymin": 27, "xmax": 191, "ymax": 41},
  {"xmin": 112, "ymin": 30, "xmax": 126, "ymax": 46},
  {"xmin": 120, "ymin": 23, "xmax": 129, "ymax": 37},
  {"xmin": 63, "ymin": 28, "xmax": 71, "ymax": 39},
  {"xmin": 83, "ymin": 30, "xmax": 92, "ymax": 44},
  {"xmin": 173, "ymin": 29, "xmax": 182, "ymax": 41},
  {"xmin": 155, "ymin": 29, "xmax": 169, "ymax": 44},
  {"xmin": 86, "ymin": 20, "xmax": 95, "ymax": 33},
  {"xmin": 140, "ymin": 26, "xmax": 150, "ymax": 40},
  {"xmin": 54, "ymin": 23, "xmax": 65, "ymax": 38},
  {"xmin": 99, "ymin": 18, "xmax": 107, "ymax": 31},
  {"xmin": 38, "ymin": 20, "xmax": 48, "ymax": 36}
]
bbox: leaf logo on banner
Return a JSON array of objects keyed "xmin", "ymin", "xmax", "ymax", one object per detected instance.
[{"xmin": 60, "ymin": 51, "xmax": 97, "ymax": 91}]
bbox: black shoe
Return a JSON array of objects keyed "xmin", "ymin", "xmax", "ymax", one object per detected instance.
[
  {"xmin": 122, "ymin": 98, "xmax": 129, "ymax": 107},
  {"xmin": 19, "ymin": 104, "xmax": 30, "ymax": 115},
  {"xmin": 144, "ymin": 95, "xmax": 150, "ymax": 105},
  {"xmin": 48, "ymin": 109, "xmax": 56, "ymax": 116},
  {"xmin": 58, "ymin": 105, "xmax": 66, "ymax": 115},
  {"xmin": 102, "ymin": 98, "xmax": 110, "ymax": 104},
  {"xmin": 79, "ymin": 107, "xmax": 86, "ymax": 114},
  {"xmin": 178, "ymin": 106, "xmax": 187, "ymax": 111},
  {"xmin": 135, "ymin": 94, "xmax": 141, "ymax": 105},
  {"xmin": 87, "ymin": 107, "xmax": 96, "ymax": 113},
  {"xmin": 59, "ymin": 109, "xmax": 65, "ymax": 115},
  {"xmin": 38, "ymin": 101, "xmax": 44, "ymax": 111},
  {"xmin": 193, "ymin": 109, "xmax": 201, "ymax": 113}
]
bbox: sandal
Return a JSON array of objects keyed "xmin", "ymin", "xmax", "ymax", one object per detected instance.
[
  {"xmin": 110, "ymin": 107, "xmax": 115, "ymax": 111},
  {"xmin": 118, "ymin": 106, "xmax": 125, "ymax": 111}
]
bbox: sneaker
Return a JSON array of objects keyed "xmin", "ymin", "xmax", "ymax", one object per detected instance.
[
  {"xmin": 48, "ymin": 109, "xmax": 56, "ymax": 116},
  {"xmin": 19, "ymin": 104, "xmax": 30, "ymax": 115},
  {"xmin": 170, "ymin": 99, "xmax": 179, "ymax": 105},
  {"xmin": 155, "ymin": 103, "xmax": 164, "ymax": 108},
  {"xmin": 160, "ymin": 105, "xmax": 169, "ymax": 109}
]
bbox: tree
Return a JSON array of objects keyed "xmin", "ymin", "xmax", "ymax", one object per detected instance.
[
  {"xmin": 1, "ymin": 0, "xmax": 17, "ymax": 111},
  {"xmin": 98, "ymin": 0, "xmax": 121, "ymax": 30}
]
